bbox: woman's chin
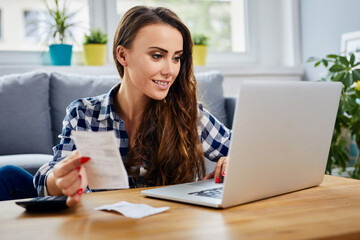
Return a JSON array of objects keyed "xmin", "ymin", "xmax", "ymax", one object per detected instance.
[
  {"xmin": 151, "ymin": 95, "xmax": 167, "ymax": 101},
  {"xmin": 148, "ymin": 91, "xmax": 170, "ymax": 101}
]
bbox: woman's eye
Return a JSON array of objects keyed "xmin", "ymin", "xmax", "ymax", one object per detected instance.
[
  {"xmin": 173, "ymin": 56, "xmax": 182, "ymax": 63},
  {"xmin": 152, "ymin": 54, "xmax": 163, "ymax": 59}
]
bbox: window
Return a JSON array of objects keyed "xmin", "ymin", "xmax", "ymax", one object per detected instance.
[
  {"xmin": 0, "ymin": 0, "xmax": 89, "ymax": 51},
  {"xmin": 115, "ymin": 0, "xmax": 246, "ymax": 53},
  {"xmin": 24, "ymin": 10, "xmax": 42, "ymax": 41},
  {"xmin": 0, "ymin": 0, "xmax": 254, "ymax": 65}
]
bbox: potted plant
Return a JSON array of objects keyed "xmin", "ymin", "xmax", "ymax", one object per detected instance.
[
  {"xmin": 308, "ymin": 51, "xmax": 360, "ymax": 179},
  {"xmin": 43, "ymin": 0, "xmax": 78, "ymax": 65},
  {"xmin": 83, "ymin": 29, "xmax": 108, "ymax": 65},
  {"xmin": 192, "ymin": 33, "xmax": 209, "ymax": 66}
]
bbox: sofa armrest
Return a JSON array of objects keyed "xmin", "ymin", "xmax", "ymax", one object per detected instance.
[
  {"xmin": 0, "ymin": 154, "xmax": 53, "ymax": 176},
  {"xmin": 225, "ymin": 96, "xmax": 237, "ymax": 129}
]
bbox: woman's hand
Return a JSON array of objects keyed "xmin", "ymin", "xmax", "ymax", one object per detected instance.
[
  {"xmin": 46, "ymin": 150, "xmax": 90, "ymax": 207},
  {"xmin": 202, "ymin": 157, "xmax": 228, "ymax": 183}
]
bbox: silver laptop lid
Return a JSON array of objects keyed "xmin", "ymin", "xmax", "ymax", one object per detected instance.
[{"xmin": 221, "ymin": 81, "xmax": 342, "ymax": 208}]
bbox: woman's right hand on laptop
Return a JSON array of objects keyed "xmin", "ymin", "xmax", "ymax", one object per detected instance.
[
  {"xmin": 45, "ymin": 150, "xmax": 91, "ymax": 207},
  {"xmin": 202, "ymin": 157, "xmax": 228, "ymax": 183}
]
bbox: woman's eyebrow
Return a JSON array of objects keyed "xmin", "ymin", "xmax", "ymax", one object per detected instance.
[{"xmin": 148, "ymin": 46, "xmax": 183, "ymax": 54}]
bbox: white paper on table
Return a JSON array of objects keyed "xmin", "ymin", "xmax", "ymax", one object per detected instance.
[
  {"xmin": 71, "ymin": 131, "xmax": 129, "ymax": 190},
  {"xmin": 95, "ymin": 201, "xmax": 170, "ymax": 219}
]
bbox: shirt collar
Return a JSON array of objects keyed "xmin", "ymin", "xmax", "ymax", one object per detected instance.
[{"xmin": 97, "ymin": 83, "xmax": 121, "ymax": 121}]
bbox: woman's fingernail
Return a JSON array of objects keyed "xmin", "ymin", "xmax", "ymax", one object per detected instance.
[
  {"xmin": 77, "ymin": 166, "xmax": 81, "ymax": 171},
  {"xmin": 215, "ymin": 177, "xmax": 220, "ymax": 183},
  {"xmin": 79, "ymin": 174, "xmax": 82, "ymax": 180},
  {"xmin": 222, "ymin": 171, "xmax": 226, "ymax": 177},
  {"xmin": 80, "ymin": 157, "xmax": 90, "ymax": 164},
  {"xmin": 77, "ymin": 188, "xmax": 83, "ymax": 195}
]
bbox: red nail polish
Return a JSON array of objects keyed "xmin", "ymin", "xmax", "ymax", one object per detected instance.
[
  {"xmin": 222, "ymin": 171, "xmax": 226, "ymax": 177},
  {"xmin": 77, "ymin": 188, "xmax": 83, "ymax": 195},
  {"xmin": 79, "ymin": 174, "xmax": 82, "ymax": 180},
  {"xmin": 77, "ymin": 166, "xmax": 81, "ymax": 171},
  {"xmin": 80, "ymin": 157, "xmax": 90, "ymax": 164},
  {"xmin": 215, "ymin": 177, "xmax": 220, "ymax": 183}
]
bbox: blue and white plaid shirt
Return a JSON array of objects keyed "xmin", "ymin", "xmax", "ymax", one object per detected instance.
[{"xmin": 34, "ymin": 84, "xmax": 231, "ymax": 196}]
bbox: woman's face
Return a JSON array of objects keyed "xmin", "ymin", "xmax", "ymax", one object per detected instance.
[{"xmin": 119, "ymin": 23, "xmax": 183, "ymax": 101}]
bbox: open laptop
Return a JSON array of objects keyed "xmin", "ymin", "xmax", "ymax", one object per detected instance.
[{"xmin": 141, "ymin": 81, "xmax": 342, "ymax": 208}]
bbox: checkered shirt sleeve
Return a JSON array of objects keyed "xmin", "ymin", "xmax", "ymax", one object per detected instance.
[{"xmin": 198, "ymin": 104, "xmax": 232, "ymax": 162}]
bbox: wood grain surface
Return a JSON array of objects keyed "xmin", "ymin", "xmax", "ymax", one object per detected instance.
[{"xmin": 0, "ymin": 175, "xmax": 360, "ymax": 240}]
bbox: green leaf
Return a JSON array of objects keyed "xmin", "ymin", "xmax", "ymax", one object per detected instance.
[
  {"xmin": 346, "ymin": 72, "xmax": 353, "ymax": 87},
  {"xmin": 339, "ymin": 56, "xmax": 350, "ymax": 66},
  {"xmin": 347, "ymin": 89, "xmax": 356, "ymax": 96},
  {"xmin": 84, "ymin": 29, "xmax": 108, "ymax": 44},
  {"xmin": 192, "ymin": 33, "xmax": 209, "ymax": 45},
  {"xmin": 339, "ymin": 73, "xmax": 353, "ymax": 89},
  {"xmin": 326, "ymin": 54, "xmax": 339, "ymax": 59},
  {"xmin": 350, "ymin": 53, "xmax": 355, "ymax": 66},
  {"xmin": 322, "ymin": 59, "xmax": 328, "ymax": 67},
  {"xmin": 353, "ymin": 69, "xmax": 360, "ymax": 81},
  {"xmin": 314, "ymin": 61, "xmax": 321, "ymax": 67},
  {"xmin": 307, "ymin": 56, "xmax": 319, "ymax": 63},
  {"xmin": 332, "ymin": 72, "xmax": 345, "ymax": 82},
  {"xmin": 329, "ymin": 64, "xmax": 346, "ymax": 72}
]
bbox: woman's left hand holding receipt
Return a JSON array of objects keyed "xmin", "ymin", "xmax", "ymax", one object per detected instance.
[{"xmin": 46, "ymin": 150, "xmax": 90, "ymax": 207}]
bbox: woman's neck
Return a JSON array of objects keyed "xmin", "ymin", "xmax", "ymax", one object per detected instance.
[
  {"xmin": 116, "ymin": 87, "xmax": 146, "ymax": 122},
  {"xmin": 114, "ymin": 78, "xmax": 150, "ymax": 145}
]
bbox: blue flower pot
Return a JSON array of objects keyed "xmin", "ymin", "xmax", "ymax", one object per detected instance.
[{"xmin": 49, "ymin": 44, "xmax": 73, "ymax": 66}]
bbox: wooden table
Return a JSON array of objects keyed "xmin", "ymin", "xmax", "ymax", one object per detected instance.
[{"xmin": 1, "ymin": 175, "xmax": 360, "ymax": 240}]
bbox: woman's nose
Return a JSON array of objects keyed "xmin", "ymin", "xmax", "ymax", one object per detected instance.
[{"xmin": 161, "ymin": 59, "xmax": 174, "ymax": 78}]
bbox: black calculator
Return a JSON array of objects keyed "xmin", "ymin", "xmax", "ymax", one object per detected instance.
[{"xmin": 15, "ymin": 196, "xmax": 68, "ymax": 212}]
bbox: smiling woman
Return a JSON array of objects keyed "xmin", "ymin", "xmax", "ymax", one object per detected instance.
[{"xmin": 27, "ymin": 5, "xmax": 232, "ymax": 208}]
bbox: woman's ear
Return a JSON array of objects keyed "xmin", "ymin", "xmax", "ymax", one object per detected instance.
[{"xmin": 116, "ymin": 45, "xmax": 128, "ymax": 67}]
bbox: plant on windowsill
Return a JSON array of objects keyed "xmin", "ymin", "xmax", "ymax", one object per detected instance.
[
  {"xmin": 43, "ymin": 0, "xmax": 79, "ymax": 65},
  {"xmin": 307, "ymin": 51, "xmax": 360, "ymax": 179},
  {"xmin": 192, "ymin": 33, "xmax": 209, "ymax": 66},
  {"xmin": 83, "ymin": 29, "xmax": 108, "ymax": 66}
]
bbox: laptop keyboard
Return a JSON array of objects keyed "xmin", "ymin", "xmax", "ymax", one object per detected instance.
[{"xmin": 188, "ymin": 187, "xmax": 223, "ymax": 199}]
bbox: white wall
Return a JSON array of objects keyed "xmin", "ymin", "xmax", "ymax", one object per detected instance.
[{"xmin": 300, "ymin": 0, "xmax": 360, "ymax": 81}]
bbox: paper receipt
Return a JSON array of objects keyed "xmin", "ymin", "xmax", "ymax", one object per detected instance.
[
  {"xmin": 95, "ymin": 201, "xmax": 170, "ymax": 219},
  {"xmin": 71, "ymin": 131, "xmax": 129, "ymax": 190}
]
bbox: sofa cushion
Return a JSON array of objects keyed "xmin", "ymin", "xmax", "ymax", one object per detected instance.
[
  {"xmin": 0, "ymin": 154, "xmax": 53, "ymax": 175},
  {"xmin": 0, "ymin": 71, "xmax": 52, "ymax": 155},
  {"xmin": 50, "ymin": 72, "xmax": 119, "ymax": 146},
  {"xmin": 196, "ymin": 71, "xmax": 227, "ymax": 125}
]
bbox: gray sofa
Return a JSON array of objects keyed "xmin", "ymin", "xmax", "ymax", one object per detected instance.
[{"xmin": 0, "ymin": 68, "xmax": 236, "ymax": 175}]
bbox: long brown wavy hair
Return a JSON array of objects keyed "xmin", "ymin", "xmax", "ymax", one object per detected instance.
[{"xmin": 112, "ymin": 6, "xmax": 205, "ymax": 186}]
